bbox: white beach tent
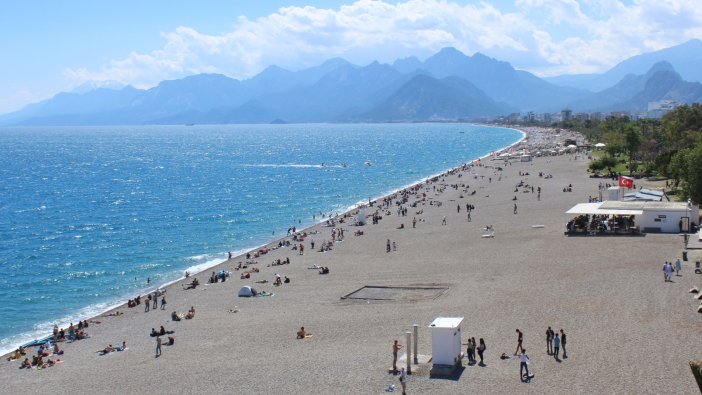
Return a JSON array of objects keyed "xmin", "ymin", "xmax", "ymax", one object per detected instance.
[
  {"xmin": 356, "ymin": 208, "xmax": 366, "ymax": 225},
  {"xmin": 238, "ymin": 285, "xmax": 258, "ymax": 297}
]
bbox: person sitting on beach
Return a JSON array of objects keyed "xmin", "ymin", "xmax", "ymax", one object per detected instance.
[
  {"xmin": 37, "ymin": 355, "xmax": 45, "ymax": 367},
  {"xmin": 167, "ymin": 336, "xmax": 175, "ymax": 346},
  {"xmin": 53, "ymin": 343, "xmax": 63, "ymax": 355},
  {"xmin": 296, "ymin": 327, "xmax": 308, "ymax": 339},
  {"xmin": 284, "ymin": 276, "xmax": 290, "ymax": 284},
  {"xmin": 116, "ymin": 341, "xmax": 127, "ymax": 351},
  {"xmin": 20, "ymin": 357, "xmax": 31, "ymax": 369},
  {"xmin": 159, "ymin": 326, "xmax": 166, "ymax": 336},
  {"xmin": 183, "ymin": 278, "xmax": 199, "ymax": 290},
  {"xmin": 150, "ymin": 328, "xmax": 158, "ymax": 337},
  {"xmin": 171, "ymin": 311, "xmax": 181, "ymax": 321},
  {"xmin": 75, "ymin": 329, "xmax": 87, "ymax": 340},
  {"xmin": 185, "ymin": 306, "xmax": 195, "ymax": 319}
]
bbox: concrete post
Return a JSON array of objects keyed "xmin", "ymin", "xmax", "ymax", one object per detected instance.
[
  {"xmin": 413, "ymin": 324, "xmax": 419, "ymax": 364},
  {"xmin": 406, "ymin": 331, "xmax": 412, "ymax": 374}
]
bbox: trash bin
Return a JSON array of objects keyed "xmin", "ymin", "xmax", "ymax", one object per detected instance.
[{"xmin": 683, "ymin": 251, "xmax": 688, "ymax": 261}]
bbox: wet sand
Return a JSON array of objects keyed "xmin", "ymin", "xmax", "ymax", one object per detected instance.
[{"xmin": 2, "ymin": 127, "xmax": 699, "ymax": 394}]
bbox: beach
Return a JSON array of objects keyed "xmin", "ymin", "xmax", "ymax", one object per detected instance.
[{"xmin": 2, "ymin": 127, "xmax": 699, "ymax": 394}]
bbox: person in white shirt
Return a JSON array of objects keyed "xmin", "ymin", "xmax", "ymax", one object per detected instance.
[{"xmin": 519, "ymin": 349, "xmax": 530, "ymax": 381}]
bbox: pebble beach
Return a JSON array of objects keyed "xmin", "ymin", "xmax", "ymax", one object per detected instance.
[{"xmin": 2, "ymin": 127, "xmax": 699, "ymax": 394}]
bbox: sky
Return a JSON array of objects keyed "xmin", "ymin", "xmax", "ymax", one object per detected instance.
[{"xmin": 1, "ymin": 0, "xmax": 701, "ymax": 114}]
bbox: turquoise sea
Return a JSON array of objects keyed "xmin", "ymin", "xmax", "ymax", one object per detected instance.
[{"xmin": 0, "ymin": 123, "xmax": 521, "ymax": 354}]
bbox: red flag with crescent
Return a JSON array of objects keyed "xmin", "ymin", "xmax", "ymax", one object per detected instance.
[{"xmin": 619, "ymin": 176, "xmax": 634, "ymax": 188}]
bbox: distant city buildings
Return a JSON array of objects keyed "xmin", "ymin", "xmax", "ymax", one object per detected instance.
[
  {"xmin": 490, "ymin": 102, "xmax": 687, "ymax": 124},
  {"xmin": 647, "ymin": 100, "xmax": 680, "ymax": 118}
]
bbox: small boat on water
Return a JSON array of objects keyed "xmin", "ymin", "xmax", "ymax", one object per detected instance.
[{"xmin": 364, "ymin": 161, "xmax": 372, "ymax": 166}]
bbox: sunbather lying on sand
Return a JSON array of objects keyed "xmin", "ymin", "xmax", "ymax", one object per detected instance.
[{"xmin": 97, "ymin": 345, "xmax": 115, "ymax": 355}]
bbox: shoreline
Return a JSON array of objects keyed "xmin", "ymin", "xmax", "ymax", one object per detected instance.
[
  {"xmin": 1, "ymin": 123, "xmax": 526, "ymax": 356},
  {"xmin": 3, "ymin": 124, "xmax": 696, "ymax": 393}
]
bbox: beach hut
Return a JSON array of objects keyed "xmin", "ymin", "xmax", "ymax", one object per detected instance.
[
  {"xmin": 238, "ymin": 286, "xmax": 257, "ymax": 297},
  {"xmin": 429, "ymin": 317, "xmax": 464, "ymax": 377}
]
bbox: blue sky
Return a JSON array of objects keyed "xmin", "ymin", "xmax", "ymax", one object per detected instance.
[{"xmin": 1, "ymin": 0, "xmax": 699, "ymax": 113}]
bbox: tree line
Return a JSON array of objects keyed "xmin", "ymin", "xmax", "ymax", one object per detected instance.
[{"xmin": 515, "ymin": 103, "xmax": 702, "ymax": 203}]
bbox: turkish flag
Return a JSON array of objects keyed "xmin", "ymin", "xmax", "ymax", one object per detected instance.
[{"xmin": 619, "ymin": 176, "xmax": 634, "ymax": 188}]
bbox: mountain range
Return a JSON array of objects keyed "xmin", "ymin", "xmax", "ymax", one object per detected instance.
[{"xmin": 2, "ymin": 39, "xmax": 702, "ymax": 126}]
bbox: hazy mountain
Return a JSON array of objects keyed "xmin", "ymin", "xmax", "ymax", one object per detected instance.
[
  {"xmin": 567, "ymin": 62, "xmax": 702, "ymax": 112},
  {"xmin": 361, "ymin": 74, "xmax": 513, "ymax": 121},
  {"xmin": 392, "ymin": 56, "xmax": 423, "ymax": 73},
  {"xmin": 0, "ymin": 86, "xmax": 143, "ymax": 124},
  {"xmin": 236, "ymin": 61, "xmax": 404, "ymax": 123},
  {"xmin": 7, "ymin": 41, "xmax": 701, "ymax": 126},
  {"xmin": 401, "ymin": 47, "xmax": 587, "ymax": 111},
  {"xmin": 546, "ymin": 39, "xmax": 702, "ymax": 91}
]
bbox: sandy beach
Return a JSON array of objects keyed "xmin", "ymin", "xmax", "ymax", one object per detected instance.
[{"xmin": 2, "ymin": 126, "xmax": 700, "ymax": 394}]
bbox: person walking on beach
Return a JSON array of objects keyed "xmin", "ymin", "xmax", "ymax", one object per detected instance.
[
  {"xmin": 145, "ymin": 295, "xmax": 151, "ymax": 312},
  {"xmin": 553, "ymin": 333, "xmax": 561, "ymax": 360},
  {"xmin": 399, "ymin": 367, "xmax": 407, "ymax": 394},
  {"xmin": 546, "ymin": 327, "xmax": 554, "ymax": 355},
  {"xmin": 442, "ymin": 216, "xmax": 447, "ymax": 225},
  {"xmin": 467, "ymin": 211, "xmax": 471, "ymax": 222},
  {"xmin": 477, "ymin": 338, "xmax": 486, "ymax": 366},
  {"xmin": 519, "ymin": 349, "xmax": 530, "ymax": 381},
  {"xmin": 392, "ymin": 241, "xmax": 397, "ymax": 252},
  {"xmin": 155, "ymin": 336, "xmax": 162, "ymax": 357},
  {"xmin": 514, "ymin": 203, "xmax": 518, "ymax": 214},
  {"xmin": 153, "ymin": 294, "xmax": 158, "ymax": 310},
  {"xmin": 560, "ymin": 329, "xmax": 567, "ymax": 358},
  {"xmin": 676, "ymin": 258, "xmax": 682, "ymax": 276},
  {"xmin": 392, "ymin": 340, "xmax": 403, "ymax": 373},
  {"xmin": 514, "ymin": 329, "xmax": 524, "ymax": 355},
  {"xmin": 412, "ymin": 217, "xmax": 416, "ymax": 228},
  {"xmin": 663, "ymin": 261, "xmax": 673, "ymax": 282},
  {"xmin": 387, "ymin": 239, "xmax": 391, "ymax": 253},
  {"xmin": 160, "ymin": 296, "xmax": 167, "ymax": 310}
]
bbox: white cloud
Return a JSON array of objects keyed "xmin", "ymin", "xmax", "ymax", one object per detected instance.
[{"xmin": 63, "ymin": 0, "xmax": 702, "ymax": 88}]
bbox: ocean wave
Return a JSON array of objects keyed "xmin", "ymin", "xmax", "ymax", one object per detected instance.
[{"xmin": 245, "ymin": 163, "xmax": 345, "ymax": 169}]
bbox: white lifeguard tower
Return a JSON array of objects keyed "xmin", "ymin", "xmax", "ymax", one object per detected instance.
[{"xmin": 429, "ymin": 317, "xmax": 464, "ymax": 376}]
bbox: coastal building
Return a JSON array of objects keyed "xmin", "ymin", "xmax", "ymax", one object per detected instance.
[{"xmin": 566, "ymin": 200, "xmax": 699, "ymax": 233}]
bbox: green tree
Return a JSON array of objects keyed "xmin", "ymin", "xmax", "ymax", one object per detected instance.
[
  {"xmin": 623, "ymin": 124, "xmax": 642, "ymax": 175},
  {"xmin": 671, "ymin": 143, "xmax": 702, "ymax": 204},
  {"xmin": 661, "ymin": 104, "xmax": 702, "ymax": 151}
]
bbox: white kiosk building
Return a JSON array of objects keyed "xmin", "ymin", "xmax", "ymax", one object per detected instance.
[{"xmin": 429, "ymin": 317, "xmax": 464, "ymax": 376}]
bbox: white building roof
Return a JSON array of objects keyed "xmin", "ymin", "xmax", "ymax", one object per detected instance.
[
  {"xmin": 567, "ymin": 200, "xmax": 691, "ymax": 215},
  {"xmin": 566, "ymin": 202, "xmax": 643, "ymax": 215},
  {"xmin": 429, "ymin": 317, "xmax": 464, "ymax": 329}
]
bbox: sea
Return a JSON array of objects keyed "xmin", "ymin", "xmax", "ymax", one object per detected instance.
[{"xmin": 0, "ymin": 123, "xmax": 521, "ymax": 354}]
